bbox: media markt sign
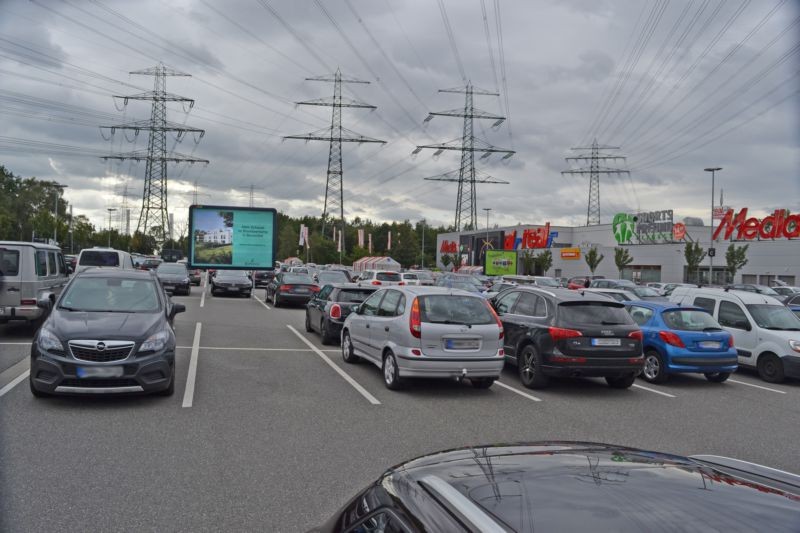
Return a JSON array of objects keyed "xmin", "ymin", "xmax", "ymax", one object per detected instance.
[{"xmin": 613, "ymin": 210, "xmax": 675, "ymax": 244}]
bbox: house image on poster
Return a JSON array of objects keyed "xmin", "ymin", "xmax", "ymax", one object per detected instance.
[{"xmin": 197, "ymin": 228, "xmax": 232, "ymax": 244}]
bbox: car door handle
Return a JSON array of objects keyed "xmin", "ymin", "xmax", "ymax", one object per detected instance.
[
  {"xmin": 7, "ymin": 287, "xmax": 19, "ymax": 292},
  {"xmin": 384, "ymin": 326, "xmax": 390, "ymax": 332},
  {"xmin": 365, "ymin": 324, "xmax": 370, "ymax": 329}
]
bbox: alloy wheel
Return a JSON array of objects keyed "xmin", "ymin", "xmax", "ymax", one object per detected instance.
[
  {"xmin": 384, "ymin": 356, "xmax": 396, "ymax": 385},
  {"xmin": 643, "ymin": 354, "xmax": 660, "ymax": 380}
]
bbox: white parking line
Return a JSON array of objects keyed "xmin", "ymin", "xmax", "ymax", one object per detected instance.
[
  {"xmin": 200, "ymin": 286, "xmax": 206, "ymax": 308},
  {"xmin": 182, "ymin": 322, "xmax": 202, "ymax": 408},
  {"xmin": 255, "ymin": 297, "xmax": 271, "ymax": 311},
  {"xmin": 495, "ymin": 381, "xmax": 542, "ymax": 402},
  {"xmin": 0, "ymin": 342, "xmax": 32, "ymax": 346},
  {"xmin": 287, "ymin": 325, "xmax": 380, "ymax": 405},
  {"xmin": 0, "ymin": 369, "xmax": 30, "ymax": 398},
  {"xmin": 176, "ymin": 346, "xmax": 316, "ymax": 351},
  {"xmin": 728, "ymin": 379, "xmax": 786, "ymax": 394},
  {"xmin": 632, "ymin": 383, "xmax": 676, "ymax": 398}
]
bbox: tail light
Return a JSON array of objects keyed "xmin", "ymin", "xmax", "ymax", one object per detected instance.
[
  {"xmin": 484, "ymin": 300, "xmax": 504, "ymax": 339},
  {"xmin": 21, "ymin": 299, "xmax": 36, "ymax": 306},
  {"xmin": 398, "ymin": 281, "xmax": 405, "ymax": 286},
  {"xmin": 279, "ymin": 284, "xmax": 291, "ymax": 292},
  {"xmin": 548, "ymin": 327, "xmax": 582, "ymax": 342},
  {"xmin": 659, "ymin": 331, "xmax": 685, "ymax": 348},
  {"xmin": 371, "ymin": 280, "xmax": 382, "ymax": 286},
  {"xmin": 311, "ymin": 285, "xmax": 320, "ymax": 293},
  {"xmin": 409, "ymin": 297, "xmax": 421, "ymax": 338},
  {"xmin": 329, "ymin": 304, "xmax": 342, "ymax": 319},
  {"xmin": 727, "ymin": 336, "xmax": 734, "ymax": 349},
  {"xmin": 628, "ymin": 330, "xmax": 643, "ymax": 341}
]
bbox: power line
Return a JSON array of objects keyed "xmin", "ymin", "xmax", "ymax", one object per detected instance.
[
  {"xmin": 437, "ymin": 0, "xmax": 467, "ymax": 82},
  {"xmin": 562, "ymin": 141, "xmax": 630, "ymax": 226}
]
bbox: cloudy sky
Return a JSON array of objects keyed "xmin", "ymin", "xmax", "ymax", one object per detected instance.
[{"xmin": 1, "ymin": 0, "xmax": 797, "ymax": 233}]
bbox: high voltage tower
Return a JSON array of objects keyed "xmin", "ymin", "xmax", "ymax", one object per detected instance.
[
  {"xmin": 413, "ymin": 82, "xmax": 514, "ymax": 231},
  {"xmin": 284, "ymin": 69, "xmax": 386, "ymax": 253},
  {"xmin": 561, "ymin": 139, "xmax": 630, "ymax": 226},
  {"xmin": 101, "ymin": 63, "xmax": 208, "ymax": 243}
]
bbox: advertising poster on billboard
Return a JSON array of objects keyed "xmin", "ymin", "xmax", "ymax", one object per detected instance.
[
  {"xmin": 189, "ymin": 205, "xmax": 277, "ymax": 270},
  {"xmin": 485, "ymin": 250, "xmax": 517, "ymax": 276}
]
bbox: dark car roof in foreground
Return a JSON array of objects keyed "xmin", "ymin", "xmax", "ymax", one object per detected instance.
[
  {"xmin": 383, "ymin": 442, "xmax": 800, "ymax": 532},
  {"xmin": 515, "ymin": 286, "xmax": 620, "ymax": 303}
]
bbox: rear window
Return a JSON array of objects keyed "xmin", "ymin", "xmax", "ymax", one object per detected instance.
[
  {"xmin": 631, "ymin": 287, "xmax": 660, "ymax": 298},
  {"xmin": 283, "ymin": 274, "xmax": 313, "ymax": 284},
  {"xmin": 662, "ymin": 310, "xmax": 721, "ymax": 331},
  {"xmin": 0, "ymin": 248, "xmax": 20, "ymax": 276},
  {"xmin": 158, "ymin": 264, "xmax": 188, "ymax": 274},
  {"xmin": 318, "ymin": 271, "xmax": 349, "ymax": 283},
  {"xmin": 403, "ymin": 273, "xmax": 418, "ymax": 279},
  {"xmin": 419, "ymin": 295, "xmax": 495, "ymax": 325},
  {"xmin": 80, "ymin": 250, "xmax": 120, "ymax": 267},
  {"xmin": 376, "ymin": 272, "xmax": 401, "ymax": 282},
  {"xmin": 558, "ymin": 302, "xmax": 634, "ymax": 327},
  {"xmin": 336, "ymin": 289, "xmax": 375, "ymax": 303}
]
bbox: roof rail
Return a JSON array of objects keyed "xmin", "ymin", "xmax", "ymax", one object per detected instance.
[{"xmin": 418, "ymin": 475, "xmax": 505, "ymax": 533}]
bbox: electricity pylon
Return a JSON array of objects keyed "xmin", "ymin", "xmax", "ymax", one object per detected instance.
[
  {"xmin": 413, "ymin": 82, "xmax": 514, "ymax": 231},
  {"xmin": 101, "ymin": 63, "xmax": 208, "ymax": 243},
  {"xmin": 561, "ymin": 139, "xmax": 629, "ymax": 226},
  {"xmin": 284, "ymin": 68, "xmax": 386, "ymax": 257}
]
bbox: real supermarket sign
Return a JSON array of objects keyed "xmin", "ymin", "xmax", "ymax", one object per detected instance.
[{"xmin": 713, "ymin": 208, "xmax": 800, "ymax": 240}]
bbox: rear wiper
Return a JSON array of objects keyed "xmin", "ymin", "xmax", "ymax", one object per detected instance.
[
  {"xmin": 428, "ymin": 319, "xmax": 462, "ymax": 325},
  {"xmin": 601, "ymin": 321, "xmax": 624, "ymax": 325},
  {"xmin": 702, "ymin": 327, "xmax": 723, "ymax": 332}
]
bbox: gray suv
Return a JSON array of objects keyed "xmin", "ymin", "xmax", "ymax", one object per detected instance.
[{"xmin": 340, "ymin": 286, "xmax": 505, "ymax": 390}]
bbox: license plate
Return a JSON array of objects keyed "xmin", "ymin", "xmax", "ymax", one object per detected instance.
[
  {"xmin": 699, "ymin": 341, "xmax": 721, "ymax": 349},
  {"xmin": 592, "ymin": 338, "xmax": 621, "ymax": 346},
  {"xmin": 294, "ymin": 288, "xmax": 309, "ymax": 293},
  {"xmin": 445, "ymin": 339, "xmax": 480, "ymax": 350},
  {"xmin": 76, "ymin": 366, "xmax": 123, "ymax": 378},
  {"xmin": 228, "ymin": 287, "xmax": 239, "ymax": 292},
  {"xmin": 163, "ymin": 285, "xmax": 174, "ymax": 290}
]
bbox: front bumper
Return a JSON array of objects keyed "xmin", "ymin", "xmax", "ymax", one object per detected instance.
[
  {"xmin": 0, "ymin": 305, "xmax": 44, "ymax": 322},
  {"xmin": 542, "ymin": 354, "xmax": 645, "ymax": 378},
  {"xmin": 395, "ymin": 350, "xmax": 504, "ymax": 379},
  {"xmin": 30, "ymin": 345, "xmax": 174, "ymax": 395},
  {"xmin": 162, "ymin": 282, "xmax": 190, "ymax": 293}
]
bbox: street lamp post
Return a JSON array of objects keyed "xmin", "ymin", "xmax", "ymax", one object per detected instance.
[
  {"xmin": 420, "ymin": 219, "xmax": 425, "ymax": 269},
  {"xmin": 704, "ymin": 167, "xmax": 722, "ymax": 285},
  {"xmin": 53, "ymin": 184, "xmax": 68, "ymax": 244},
  {"xmin": 107, "ymin": 208, "xmax": 117, "ymax": 247}
]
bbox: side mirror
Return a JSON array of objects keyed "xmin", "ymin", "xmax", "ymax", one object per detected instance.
[
  {"xmin": 170, "ymin": 303, "xmax": 186, "ymax": 317},
  {"xmin": 351, "ymin": 304, "xmax": 361, "ymax": 314},
  {"xmin": 37, "ymin": 296, "xmax": 52, "ymax": 309}
]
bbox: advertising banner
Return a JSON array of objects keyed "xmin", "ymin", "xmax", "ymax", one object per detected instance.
[
  {"xmin": 560, "ymin": 248, "xmax": 581, "ymax": 260},
  {"xmin": 189, "ymin": 205, "xmax": 277, "ymax": 270},
  {"xmin": 485, "ymin": 250, "xmax": 518, "ymax": 276}
]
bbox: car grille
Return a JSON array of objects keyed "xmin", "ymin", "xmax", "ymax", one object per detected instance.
[
  {"xmin": 68, "ymin": 341, "xmax": 134, "ymax": 362},
  {"xmin": 60, "ymin": 378, "xmax": 138, "ymax": 388}
]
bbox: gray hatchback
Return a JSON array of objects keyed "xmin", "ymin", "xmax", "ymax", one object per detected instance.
[{"xmin": 340, "ymin": 286, "xmax": 505, "ymax": 390}]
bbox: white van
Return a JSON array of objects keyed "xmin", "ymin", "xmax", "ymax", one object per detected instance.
[
  {"xmin": 0, "ymin": 241, "xmax": 70, "ymax": 324},
  {"xmin": 76, "ymin": 247, "xmax": 134, "ymax": 273},
  {"xmin": 669, "ymin": 287, "xmax": 800, "ymax": 383}
]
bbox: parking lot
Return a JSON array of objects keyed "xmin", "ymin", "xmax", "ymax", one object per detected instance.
[{"xmin": 1, "ymin": 275, "xmax": 799, "ymax": 532}]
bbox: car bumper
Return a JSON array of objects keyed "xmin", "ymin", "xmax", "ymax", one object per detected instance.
[
  {"xmin": 667, "ymin": 356, "xmax": 738, "ymax": 374},
  {"xmin": 162, "ymin": 283, "xmax": 190, "ymax": 293},
  {"xmin": 30, "ymin": 346, "xmax": 174, "ymax": 395},
  {"xmin": 189, "ymin": 276, "xmax": 201, "ymax": 285},
  {"xmin": 782, "ymin": 354, "xmax": 800, "ymax": 379},
  {"xmin": 277, "ymin": 292, "xmax": 312, "ymax": 303},
  {"xmin": 214, "ymin": 286, "xmax": 251, "ymax": 294},
  {"xmin": 395, "ymin": 351, "xmax": 504, "ymax": 379},
  {"xmin": 0, "ymin": 305, "xmax": 45, "ymax": 322},
  {"xmin": 542, "ymin": 354, "xmax": 645, "ymax": 377}
]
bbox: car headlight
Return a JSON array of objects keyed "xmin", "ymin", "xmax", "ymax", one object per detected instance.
[
  {"xmin": 182, "ymin": 278, "xmax": 190, "ymax": 284},
  {"xmin": 38, "ymin": 328, "xmax": 64, "ymax": 353},
  {"xmin": 139, "ymin": 329, "xmax": 170, "ymax": 353},
  {"xmin": 789, "ymin": 340, "xmax": 800, "ymax": 353}
]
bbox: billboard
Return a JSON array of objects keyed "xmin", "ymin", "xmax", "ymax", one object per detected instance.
[
  {"xmin": 560, "ymin": 248, "xmax": 581, "ymax": 260},
  {"xmin": 485, "ymin": 250, "xmax": 517, "ymax": 276},
  {"xmin": 189, "ymin": 205, "xmax": 277, "ymax": 270}
]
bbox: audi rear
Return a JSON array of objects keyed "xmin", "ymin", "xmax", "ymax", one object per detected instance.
[{"xmin": 29, "ymin": 269, "xmax": 184, "ymax": 397}]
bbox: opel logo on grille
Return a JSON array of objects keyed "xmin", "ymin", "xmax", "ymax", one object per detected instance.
[{"xmin": 96, "ymin": 342, "xmax": 106, "ymax": 351}]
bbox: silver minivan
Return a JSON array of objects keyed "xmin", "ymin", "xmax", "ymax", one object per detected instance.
[
  {"xmin": 0, "ymin": 241, "xmax": 70, "ymax": 324},
  {"xmin": 75, "ymin": 247, "xmax": 134, "ymax": 273},
  {"xmin": 341, "ymin": 286, "xmax": 505, "ymax": 389}
]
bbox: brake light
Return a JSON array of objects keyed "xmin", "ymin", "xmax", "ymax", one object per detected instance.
[
  {"xmin": 398, "ymin": 281, "xmax": 405, "ymax": 286},
  {"xmin": 311, "ymin": 285, "xmax": 320, "ymax": 293},
  {"xmin": 20, "ymin": 299, "xmax": 36, "ymax": 306},
  {"xmin": 727, "ymin": 336, "xmax": 734, "ymax": 349},
  {"xmin": 371, "ymin": 280, "xmax": 382, "ymax": 285},
  {"xmin": 329, "ymin": 303, "xmax": 342, "ymax": 319},
  {"xmin": 659, "ymin": 331, "xmax": 685, "ymax": 348},
  {"xmin": 484, "ymin": 300, "xmax": 504, "ymax": 339},
  {"xmin": 628, "ymin": 330, "xmax": 643, "ymax": 341},
  {"xmin": 548, "ymin": 327, "xmax": 582, "ymax": 342},
  {"xmin": 279, "ymin": 284, "xmax": 291, "ymax": 292},
  {"xmin": 409, "ymin": 297, "xmax": 421, "ymax": 338}
]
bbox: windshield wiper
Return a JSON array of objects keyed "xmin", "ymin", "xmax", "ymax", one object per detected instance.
[
  {"xmin": 58, "ymin": 306, "xmax": 82, "ymax": 311},
  {"xmin": 765, "ymin": 326, "xmax": 800, "ymax": 331}
]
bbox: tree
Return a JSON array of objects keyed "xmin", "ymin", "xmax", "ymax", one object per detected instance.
[
  {"xmin": 725, "ymin": 243, "xmax": 749, "ymax": 283},
  {"xmin": 584, "ymin": 246, "xmax": 604, "ymax": 274},
  {"xmin": 614, "ymin": 247, "xmax": 634, "ymax": 278},
  {"xmin": 520, "ymin": 250, "xmax": 536, "ymax": 275},
  {"xmin": 534, "ymin": 250, "xmax": 553, "ymax": 275},
  {"xmin": 441, "ymin": 253, "xmax": 459, "ymax": 271},
  {"xmin": 684, "ymin": 242, "xmax": 707, "ymax": 284}
]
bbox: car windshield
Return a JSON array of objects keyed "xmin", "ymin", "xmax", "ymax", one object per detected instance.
[
  {"xmin": 157, "ymin": 264, "xmax": 187, "ymax": 275},
  {"xmin": 745, "ymin": 304, "xmax": 800, "ymax": 330},
  {"xmin": 414, "ymin": 271, "xmax": 433, "ymax": 280},
  {"xmin": 662, "ymin": 309, "xmax": 721, "ymax": 331},
  {"xmin": 318, "ymin": 271, "xmax": 349, "ymax": 283},
  {"xmin": 558, "ymin": 302, "xmax": 635, "ymax": 326},
  {"xmin": 80, "ymin": 250, "xmax": 119, "ymax": 267},
  {"xmin": 631, "ymin": 287, "xmax": 660, "ymax": 298},
  {"xmin": 217, "ymin": 270, "xmax": 249, "ymax": 280},
  {"xmin": 0, "ymin": 248, "xmax": 20, "ymax": 276},
  {"xmin": 59, "ymin": 277, "xmax": 160, "ymax": 312},
  {"xmin": 419, "ymin": 295, "xmax": 495, "ymax": 325},
  {"xmin": 376, "ymin": 272, "xmax": 401, "ymax": 281},
  {"xmin": 336, "ymin": 289, "xmax": 375, "ymax": 303},
  {"xmin": 283, "ymin": 274, "xmax": 313, "ymax": 284},
  {"xmin": 535, "ymin": 277, "xmax": 560, "ymax": 287}
]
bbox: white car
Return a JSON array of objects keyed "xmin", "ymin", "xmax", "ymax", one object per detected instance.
[
  {"xmin": 584, "ymin": 286, "xmax": 666, "ymax": 302},
  {"xmin": 356, "ymin": 270, "xmax": 403, "ymax": 287},
  {"xmin": 669, "ymin": 287, "xmax": 800, "ymax": 383}
]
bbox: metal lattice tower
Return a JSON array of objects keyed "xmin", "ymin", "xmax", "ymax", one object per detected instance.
[
  {"xmin": 101, "ymin": 63, "xmax": 208, "ymax": 243},
  {"xmin": 413, "ymin": 82, "xmax": 514, "ymax": 231},
  {"xmin": 561, "ymin": 139, "xmax": 630, "ymax": 226},
  {"xmin": 284, "ymin": 69, "xmax": 386, "ymax": 256}
]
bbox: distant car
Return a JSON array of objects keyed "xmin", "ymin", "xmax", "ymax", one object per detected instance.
[
  {"xmin": 76, "ymin": 247, "xmax": 135, "ymax": 273},
  {"xmin": 625, "ymin": 301, "xmax": 737, "ymax": 384},
  {"xmin": 265, "ymin": 272, "xmax": 317, "ymax": 307},
  {"xmin": 155, "ymin": 262, "xmax": 191, "ymax": 295},
  {"xmin": 0, "ymin": 241, "xmax": 70, "ymax": 325},
  {"xmin": 187, "ymin": 268, "xmax": 202, "ymax": 285},
  {"xmin": 289, "ymin": 266, "xmax": 309, "ymax": 275},
  {"xmin": 646, "ymin": 282, "xmax": 667, "ymax": 292},
  {"xmin": 138, "ymin": 258, "xmax": 162, "ymax": 271},
  {"xmin": 435, "ymin": 273, "xmax": 484, "ymax": 292},
  {"xmin": 314, "ymin": 270, "xmax": 350, "ymax": 285},
  {"xmin": 785, "ymin": 293, "xmax": 800, "ymax": 307},
  {"xmin": 585, "ymin": 286, "xmax": 667, "ymax": 302},
  {"xmin": 494, "ymin": 286, "xmax": 644, "ymax": 389},
  {"xmin": 503, "ymin": 275, "xmax": 561, "ymax": 288},
  {"xmin": 726, "ymin": 283, "xmax": 781, "ymax": 296},
  {"xmin": 251, "ymin": 270, "xmax": 275, "ymax": 288},
  {"xmin": 305, "ymin": 284, "xmax": 377, "ymax": 344},
  {"xmin": 483, "ymin": 281, "xmax": 518, "ymax": 300},
  {"xmin": 356, "ymin": 270, "xmax": 403, "ymax": 287},
  {"xmin": 772, "ymin": 286, "xmax": 800, "ymax": 297},
  {"xmin": 662, "ymin": 282, "xmax": 696, "ymax": 296},
  {"xmin": 589, "ymin": 278, "xmax": 636, "ymax": 289},
  {"xmin": 160, "ymin": 248, "xmax": 183, "ymax": 263},
  {"xmin": 399, "ymin": 272, "xmax": 423, "ymax": 286},
  {"xmin": 210, "ymin": 270, "xmax": 252, "ymax": 297},
  {"xmin": 567, "ymin": 275, "xmax": 604, "ymax": 290},
  {"xmin": 311, "ymin": 442, "xmax": 800, "ymax": 533},
  {"xmin": 29, "ymin": 269, "xmax": 184, "ymax": 397},
  {"xmin": 405, "ymin": 270, "xmax": 434, "ymax": 285},
  {"xmin": 64, "ymin": 254, "xmax": 77, "ymax": 272},
  {"xmin": 341, "ymin": 286, "xmax": 504, "ymax": 389}
]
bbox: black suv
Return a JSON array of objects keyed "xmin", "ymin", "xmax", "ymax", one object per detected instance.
[{"xmin": 493, "ymin": 287, "xmax": 644, "ymax": 389}]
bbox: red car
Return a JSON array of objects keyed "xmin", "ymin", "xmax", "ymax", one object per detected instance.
[{"xmin": 567, "ymin": 275, "xmax": 605, "ymax": 290}]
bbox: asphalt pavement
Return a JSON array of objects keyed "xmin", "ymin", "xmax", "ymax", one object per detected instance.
[{"xmin": 1, "ymin": 276, "xmax": 799, "ymax": 532}]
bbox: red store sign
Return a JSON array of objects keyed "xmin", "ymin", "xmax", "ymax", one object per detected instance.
[
  {"xmin": 503, "ymin": 223, "xmax": 551, "ymax": 250},
  {"xmin": 713, "ymin": 208, "xmax": 800, "ymax": 240},
  {"xmin": 440, "ymin": 240, "xmax": 458, "ymax": 253}
]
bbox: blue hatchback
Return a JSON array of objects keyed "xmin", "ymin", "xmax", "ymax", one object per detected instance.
[{"xmin": 625, "ymin": 302, "xmax": 737, "ymax": 384}]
